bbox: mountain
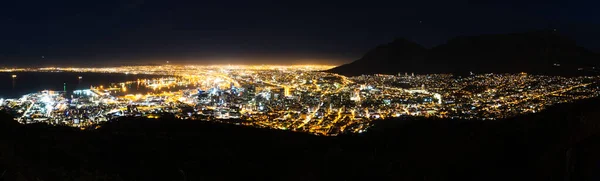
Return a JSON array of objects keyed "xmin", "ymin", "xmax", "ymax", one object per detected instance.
[
  {"xmin": 328, "ymin": 38, "xmax": 428, "ymax": 76},
  {"xmin": 328, "ymin": 31, "xmax": 600, "ymax": 76},
  {"xmin": 327, "ymin": 38, "xmax": 428, "ymax": 76}
]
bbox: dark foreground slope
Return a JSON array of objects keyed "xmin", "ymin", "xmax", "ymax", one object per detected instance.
[
  {"xmin": 328, "ymin": 31, "xmax": 599, "ymax": 76},
  {"xmin": 2, "ymin": 99, "xmax": 600, "ymax": 180}
]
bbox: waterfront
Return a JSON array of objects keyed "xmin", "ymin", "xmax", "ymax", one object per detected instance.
[{"xmin": 0, "ymin": 72, "xmax": 168, "ymax": 98}]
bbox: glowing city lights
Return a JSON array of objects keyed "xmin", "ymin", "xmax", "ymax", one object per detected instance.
[{"xmin": 0, "ymin": 65, "xmax": 597, "ymax": 136}]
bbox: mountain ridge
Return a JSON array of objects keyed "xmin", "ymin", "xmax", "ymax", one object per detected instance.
[{"xmin": 328, "ymin": 31, "xmax": 599, "ymax": 76}]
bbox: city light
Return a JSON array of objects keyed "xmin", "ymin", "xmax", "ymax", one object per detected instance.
[{"xmin": 0, "ymin": 65, "xmax": 598, "ymax": 135}]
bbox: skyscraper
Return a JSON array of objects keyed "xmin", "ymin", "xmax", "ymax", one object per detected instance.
[{"xmin": 284, "ymin": 86, "xmax": 291, "ymax": 97}]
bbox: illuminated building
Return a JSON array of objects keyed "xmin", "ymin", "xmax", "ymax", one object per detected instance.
[
  {"xmin": 0, "ymin": 65, "xmax": 597, "ymax": 136},
  {"xmin": 284, "ymin": 86, "xmax": 291, "ymax": 97}
]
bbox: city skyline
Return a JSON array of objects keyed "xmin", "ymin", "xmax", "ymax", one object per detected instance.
[{"xmin": 2, "ymin": 65, "xmax": 598, "ymax": 136}]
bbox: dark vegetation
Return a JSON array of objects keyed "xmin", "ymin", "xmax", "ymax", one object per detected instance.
[
  {"xmin": 1, "ymin": 98, "xmax": 600, "ymax": 180},
  {"xmin": 328, "ymin": 30, "xmax": 599, "ymax": 76}
]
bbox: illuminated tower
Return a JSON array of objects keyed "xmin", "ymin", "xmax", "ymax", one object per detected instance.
[
  {"xmin": 434, "ymin": 93, "xmax": 442, "ymax": 104},
  {"xmin": 350, "ymin": 89, "xmax": 361, "ymax": 102},
  {"xmin": 284, "ymin": 86, "xmax": 291, "ymax": 97}
]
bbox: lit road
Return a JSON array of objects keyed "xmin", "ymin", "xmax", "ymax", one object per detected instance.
[{"xmin": 507, "ymin": 83, "xmax": 592, "ymax": 105}]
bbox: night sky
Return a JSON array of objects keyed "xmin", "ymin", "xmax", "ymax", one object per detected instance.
[{"xmin": 1, "ymin": 0, "xmax": 599, "ymax": 67}]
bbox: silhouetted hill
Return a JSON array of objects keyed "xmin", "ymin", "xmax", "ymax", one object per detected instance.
[
  {"xmin": 328, "ymin": 31, "xmax": 600, "ymax": 76},
  {"xmin": 1, "ymin": 98, "xmax": 600, "ymax": 180},
  {"xmin": 328, "ymin": 38, "xmax": 428, "ymax": 76}
]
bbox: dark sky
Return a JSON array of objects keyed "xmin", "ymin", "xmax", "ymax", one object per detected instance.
[{"xmin": 1, "ymin": 0, "xmax": 599, "ymax": 67}]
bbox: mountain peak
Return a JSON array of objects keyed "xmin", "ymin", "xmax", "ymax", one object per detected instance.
[
  {"xmin": 327, "ymin": 31, "xmax": 599, "ymax": 76},
  {"xmin": 326, "ymin": 38, "xmax": 428, "ymax": 76},
  {"xmin": 373, "ymin": 38, "xmax": 425, "ymax": 49}
]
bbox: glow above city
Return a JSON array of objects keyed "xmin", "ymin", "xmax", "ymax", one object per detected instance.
[{"xmin": 1, "ymin": 65, "xmax": 599, "ymax": 136}]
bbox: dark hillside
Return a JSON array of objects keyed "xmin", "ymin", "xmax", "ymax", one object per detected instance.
[{"xmin": 1, "ymin": 98, "xmax": 600, "ymax": 180}]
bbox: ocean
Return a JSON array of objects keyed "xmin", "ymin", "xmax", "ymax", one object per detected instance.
[{"xmin": 0, "ymin": 72, "xmax": 168, "ymax": 99}]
